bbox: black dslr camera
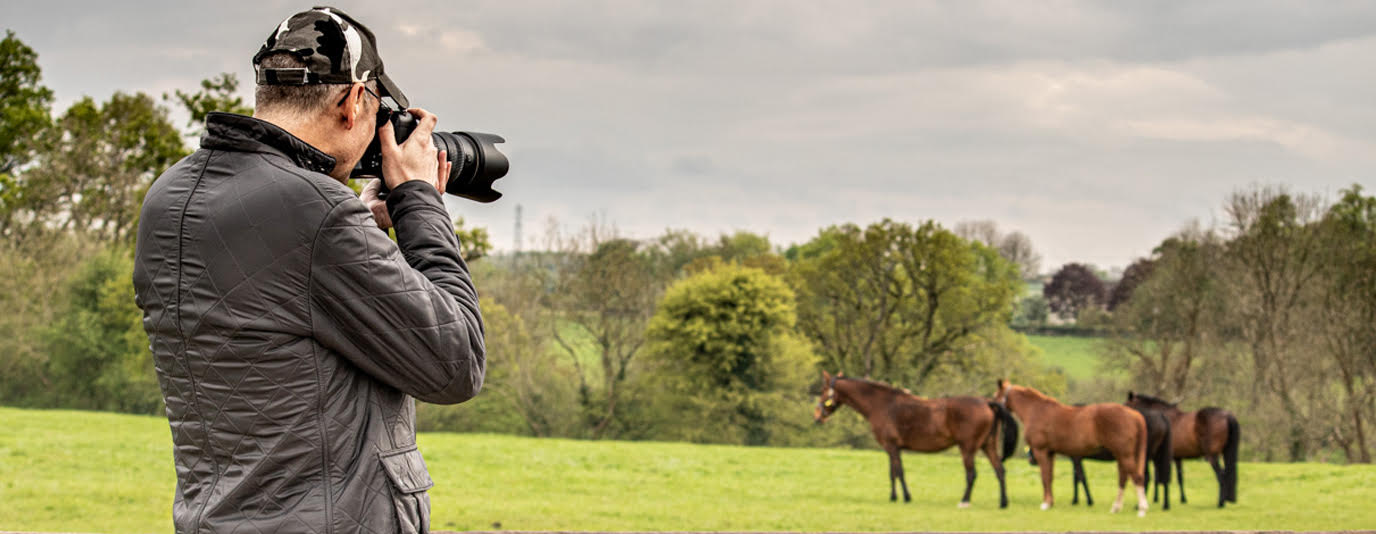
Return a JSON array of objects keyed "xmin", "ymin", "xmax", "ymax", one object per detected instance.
[{"xmin": 352, "ymin": 110, "xmax": 509, "ymax": 202}]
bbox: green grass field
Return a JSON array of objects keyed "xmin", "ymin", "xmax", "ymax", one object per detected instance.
[
  {"xmin": 4, "ymin": 407, "xmax": 1375, "ymax": 533},
  {"xmin": 1026, "ymin": 334, "xmax": 1109, "ymax": 382}
]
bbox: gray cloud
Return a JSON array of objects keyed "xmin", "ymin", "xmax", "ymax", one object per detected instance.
[{"xmin": 4, "ymin": 1, "xmax": 1375, "ymax": 270}]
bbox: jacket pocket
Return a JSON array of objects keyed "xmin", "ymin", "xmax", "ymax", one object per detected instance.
[{"xmin": 379, "ymin": 446, "xmax": 434, "ymax": 534}]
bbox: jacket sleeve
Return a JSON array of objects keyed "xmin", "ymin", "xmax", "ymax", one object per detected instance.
[{"xmin": 307, "ymin": 180, "xmax": 485, "ymax": 405}]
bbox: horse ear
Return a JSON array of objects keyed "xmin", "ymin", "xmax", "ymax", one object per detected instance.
[
  {"xmin": 997, "ymin": 378, "xmax": 1007, "ymax": 390},
  {"xmin": 821, "ymin": 370, "xmax": 831, "ymax": 382},
  {"xmin": 1127, "ymin": 391, "xmax": 1135, "ymax": 401}
]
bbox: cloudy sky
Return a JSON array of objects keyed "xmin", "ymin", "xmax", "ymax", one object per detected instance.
[{"xmin": 5, "ymin": 1, "xmax": 1375, "ymax": 271}]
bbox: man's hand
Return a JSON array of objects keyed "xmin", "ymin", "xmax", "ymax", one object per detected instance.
[
  {"xmin": 379, "ymin": 107, "xmax": 453, "ymax": 194},
  {"xmin": 360, "ymin": 178, "xmax": 393, "ymax": 230}
]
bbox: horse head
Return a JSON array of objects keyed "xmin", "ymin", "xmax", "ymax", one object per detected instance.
[
  {"xmin": 814, "ymin": 371, "xmax": 844, "ymax": 423},
  {"xmin": 1125, "ymin": 391, "xmax": 1176, "ymax": 412},
  {"xmin": 994, "ymin": 378, "xmax": 1011, "ymax": 405}
]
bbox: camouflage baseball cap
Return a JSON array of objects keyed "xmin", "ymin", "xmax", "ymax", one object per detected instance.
[{"xmin": 253, "ymin": 6, "xmax": 409, "ymax": 108}]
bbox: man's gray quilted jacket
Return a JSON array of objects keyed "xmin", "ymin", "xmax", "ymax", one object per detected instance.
[{"xmin": 133, "ymin": 112, "xmax": 485, "ymax": 534}]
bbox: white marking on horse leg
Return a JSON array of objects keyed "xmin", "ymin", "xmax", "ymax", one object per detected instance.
[
  {"xmin": 1137, "ymin": 483, "xmax": 1148, "ymax": 517},
  {"xmin": 1040, "ymin": 501, "xmax": 1050, "ymax": 511},
  {"xmin": 958, "ymin": 501, "xmax": 970, "ymax": 509},
  {"xmin": 1111, "ymin": 487, "xmax": 1124, "ymax": 513}
]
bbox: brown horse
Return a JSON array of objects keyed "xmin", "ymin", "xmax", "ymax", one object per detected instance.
[
  {"xmin": 814, "ymin": 371, "xmax": 1018, "ymax": 508},
  {"xmin": 1124, "ymin": 392, "xmax": 1240, "ymax": 508},
  {"xmin": 995, "ymin": 379, "xmax": 1149, "ymax": 516},
  {"xmin": 1028, "ymin": 405, "xmax": 1174, "ymax": 510}
]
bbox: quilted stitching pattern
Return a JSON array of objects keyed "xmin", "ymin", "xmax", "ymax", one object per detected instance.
[{"xmin": 133, "ymin": 114, "xmax": 485, "ymax": 534}]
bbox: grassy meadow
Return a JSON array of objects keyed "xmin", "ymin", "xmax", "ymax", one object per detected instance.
[
  {"xmin": 4, "ymin": 407, "xmax": 1376, "ymax": 532},
  {"xmin": 1026, "ymin": 334, "xmax": 1106, "ymax": 382}
]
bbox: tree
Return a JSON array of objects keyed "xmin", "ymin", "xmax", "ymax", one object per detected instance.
[
  {"xmin": 1223, "ymin": 186, "xmax": 1326, "ymax": 461},
  {"xmin": 789, "ymin": 219, "xmax": 1022, "ymax": 386},
  {"xmin": 0, "ymin": 30, "xmax": 52, "ymax": 173},
  {"xmin": 0, "ymin": 30, "xmax": 55, "ymax": 234},
  {"xmin": 453, "ymin": 216, "xmax": 491, "ymax": 261},
  {"xmin": 545, "ymin": 223, "xmax": 662, "ymax": 438},
  {"xmin": 165, "ymin": 73, "xmax": 252, "ymax": 136},
  {"xmin": 1104, "ymin": 228, "xmax": 1225, "ymax": 398},
  {"xmin": 955, "ymin": 219, "xmax": 1042, "ymax": 279},
  {"xmin": 1108, "ymin": 257, "xmax": 1155, "ymax": 311},
  {"xmin": 44, "ymin": 246, "xmax": 161, "ymax": 413},
  {"xmin": 1314, "ymin": 185, "xmax": 1376, "ymax": 462},
  {"xmin": 8, "ymin": 92, "xmax": 186, "ymax": 243},
  {"xmin": 1044, "ymin": 263, "xmax": 1107, "ymax": 320},
  {"xmin": 644, "ymin": 264, "xmax": 815, "ymax": 445}
]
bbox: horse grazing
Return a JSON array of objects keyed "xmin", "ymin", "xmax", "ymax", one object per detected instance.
[
  {"xmin": 995, "ymin": 379, "xmax": 1149, "ymax": 516},
  {"xmin": 1124, "ymin": 392, "xmax": 1240, "ymax": 508},
  {"xmin": 814, "ymin": 371, "xmax": 1018, "ymax": 508}
]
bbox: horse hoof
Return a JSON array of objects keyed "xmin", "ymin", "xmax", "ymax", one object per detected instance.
[
  {"xmin": 1138, "ymin": 509, "xmax": 1146, "ymax": 518},
  {"xmin": 1040, "ymin": 502, "xmax": 1050, "ymax": 511},
  {"xmin": 1110, "ymin": 505, "xmax": 1122, "ymax": 514},
  {"xmin": 958, "ymin": 502, "xmax": 970, "ymax": 509}
]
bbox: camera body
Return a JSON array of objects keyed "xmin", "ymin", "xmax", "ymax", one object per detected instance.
[{"xmin": 352, "ymin": 111, "xmax": 508, "ymax": 202}]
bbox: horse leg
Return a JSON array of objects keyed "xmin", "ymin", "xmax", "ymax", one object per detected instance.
[
  {"xmin": 1158, "ymin": 453, "xmax": 1171, "ymax": 511},
  {"xmin": 1112, "ymin": 461, "xmax": 1126, "ymax": 514},
  {"xmin": 981, "ymin": 437, "xmax": 1008, "ymax": 509},
  {"xmin": 1208, "ymin": 455, "xmax": 1226, "ymax": 508},
  {"xmin": 1134, "ymin": 460, "xmax": 1148, "ymax": 517},
  {"xmin": 1033, "ymin": 449, "xmax": 1055, "ymax": 510},
  {"xmin": 886, "ymin": 447, "xmax": 900, "ymax": 502},
  {"xmin": 1079, "ymin": 457, "xmax": 1094, "ymax": 506},
  {"xmin": 1071, "ymin": 458, "xmax": 1081, "ymax": 505},
  {"xmin": 1176, "ymin": 458, "xmax": 1186, "ymax": 504},
  {"xmin": 898, "ymin": 453, "xmax": 912, "ymax": 503},
  {"xmin": 958, "ymin": 445, "xmax": 976, "ymax": 508}
]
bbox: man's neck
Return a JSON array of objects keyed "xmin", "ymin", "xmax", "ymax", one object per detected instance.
[{"xmin": 253, "ymin": 111, "xmax": 352, "ymax": 183}]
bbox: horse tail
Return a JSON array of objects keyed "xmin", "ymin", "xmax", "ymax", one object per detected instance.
[
  {"xmin": 1135, "ymin": 412, "xmax": 1148, "ymax": 483},
  {"xmin": 989, "ymin": 401, "xmax": 1018, "ymax": 461},
  {"xmin": 1224, "ymin": 413, "xmax": 1240, "ymax": 503}
]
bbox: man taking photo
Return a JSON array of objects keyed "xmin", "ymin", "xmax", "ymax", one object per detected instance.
[{"xmin": 132, "ymin": 7, "xmax": 485, "ymax": 533}]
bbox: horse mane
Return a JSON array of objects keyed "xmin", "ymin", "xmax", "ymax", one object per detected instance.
[
  {"xmin": 1132, "ymin": 392, "xmax": 1177, "ymax": 408},
  {"xmin": 838, "ymin": 377, "xmax": 925, "ymax": 400}
]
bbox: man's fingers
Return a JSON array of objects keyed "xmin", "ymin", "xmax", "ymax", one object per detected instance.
[
  {"xmin": 437, "ymin": 151, "xmax": 452, "ymax": 193},
  {"xmin": 360, "ymin": 178, "xmax": 383, "ymax": 201},
  {"xmin": 408, "ymin": 107, "xmax": 439, "ymax": 141},
  {"xmin": 378, "ymin": 120, "xmax": 399, "ymax": 156}
]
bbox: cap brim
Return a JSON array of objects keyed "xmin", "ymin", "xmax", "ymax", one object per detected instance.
[{"xmin": 377, "ymin": 73, "xmax": 409, "ymax": 109}]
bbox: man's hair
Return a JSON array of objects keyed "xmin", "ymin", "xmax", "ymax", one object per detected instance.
[{"xmin": 255, "ymin": 53, "xmax": 375, "ymax": 116}]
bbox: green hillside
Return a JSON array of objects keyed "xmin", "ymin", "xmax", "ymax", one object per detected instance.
[
  {"xmin": 4, "ymin": 407, "xmax": 1375, "ymax": 532},
  {"xmin": 1026, "ymin": 334, "xmax": 1106, "ymax": 382}
]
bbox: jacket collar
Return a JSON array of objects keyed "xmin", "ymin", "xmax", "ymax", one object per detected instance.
[{"xmin": 200, "ymin": 112, "xmax": 337, "ymax": 175}]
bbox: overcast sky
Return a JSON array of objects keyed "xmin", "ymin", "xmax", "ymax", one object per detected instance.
[{"xmin": 5, "ymin": 1, "xmax": 1375, "ymax": 272}]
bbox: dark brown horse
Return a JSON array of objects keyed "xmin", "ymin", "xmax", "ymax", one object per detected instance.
[
  {"xmin": 1027, "ymin": 405, "xmax": 1174, "ymax": 510},
  {"xmin": 814, "ymin": 371, "xmax": 1018, "ymax": 508},
  {"xmin": 995, "ymin": 379, "xmax": 1149, "ymax": 516},
  {"xmin": 1125, "ymin": 392, "xmax": 1240, "ymax": 508}
]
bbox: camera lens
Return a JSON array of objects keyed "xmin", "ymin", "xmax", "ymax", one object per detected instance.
[{"xmin": 433, "ymin": 131, "xmax": 507, "ymax": 202}]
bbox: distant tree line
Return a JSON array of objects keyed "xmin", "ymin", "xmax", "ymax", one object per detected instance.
[{"xmin": 1024, "ymin": 185, "xmax": 1376, "ymax": 463}]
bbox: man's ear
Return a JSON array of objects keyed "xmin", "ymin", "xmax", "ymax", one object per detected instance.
[{"xmin": 342, "ymin": 82, "xmax": 366, "ymax": 130}]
